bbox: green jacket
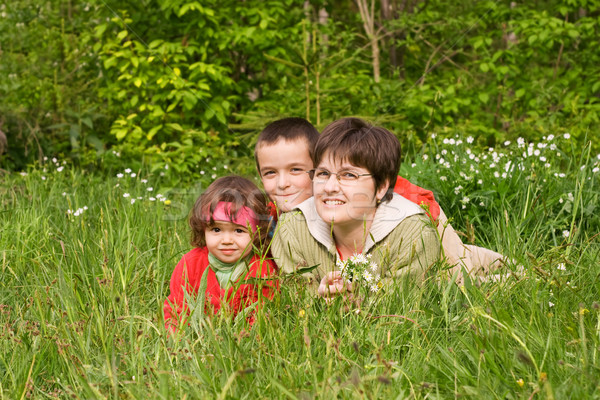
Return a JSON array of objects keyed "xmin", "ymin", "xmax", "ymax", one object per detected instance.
[{"xmin": 271, "ymin": 194, "xmax": 441, "ymax": 286}]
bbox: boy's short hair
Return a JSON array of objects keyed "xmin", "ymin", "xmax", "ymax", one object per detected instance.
[
  {"xmin": 254, "ymin": 117, "xmax": 319, "ymax": 169},
  {"xmin": 189, "ymin": 176, "xmax": 270, "ymax": 248},
  {"xmin": 314, "ymin": 118, "xmax": 400, "ymax": 203}
]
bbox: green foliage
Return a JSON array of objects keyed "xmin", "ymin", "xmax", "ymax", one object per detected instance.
[
  {"xmin": 0, "ymin": 0, "xmax": 109, "ymax": 169},
  {"xmin": 1, "ymin": 0, "xmax": 600, "ymax": 175}
]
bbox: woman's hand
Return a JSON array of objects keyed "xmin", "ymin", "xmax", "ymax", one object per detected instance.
[{"xmin": 318, "ymin": 271, "xmax": 353, "ymax": 303}]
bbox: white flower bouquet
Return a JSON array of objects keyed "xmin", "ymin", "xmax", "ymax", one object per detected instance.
[{"xmin": 337, "ymin": 253, "xmax": 383, "ymax": 296}]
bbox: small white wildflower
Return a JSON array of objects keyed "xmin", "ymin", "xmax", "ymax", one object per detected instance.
[
  {"xmin": 422, "ymin": 154, "xmax": 429, "ymax": 160},
  {"xmin": 440, "ymin": 176, "xmax": 447, "ymax": 181},
  {"xmin": 130, "ymin": 173, "xmax": 136, "ymax": 178},
  {"xmin": 443, "ymin": 138, "xmax": 449, "ymax": 144},
  {"xmin": 550, "ymin": 144, "xmax": 557, "ymax": 151},
  {"xmin": 547, "ymin": 134, "xmax": 554, "ymax": 141},
  {"xmin": 370, "ymin": 285, "xmax": 379, "ymax": 293},
  {"xmin": 362, "ymin": 271, "xmax": 373, "ymax": 282},
  {"xmin": 461, "ymin": 196, "xmax": 470, "ymax": 204},
  {"xmin": 534, "ymin": 149, "xmax": 540, "ymax": 156},
  {"xmin": 494, "ymin": 171, "xmax": 500, "ymax": 178},
  {"xmin": 67, "ymin": 209, "xmax": 72, "ymax": 214},
  {"xmin": 57, "ymin": 166, "xmax": 64, "ymax": 172},
  {"xmin": 123, "ymin": 193, "xmax": 130, "ymax": 198},
  {"xmin": 62, "ymin": 192, "xmax": 66, "ymax": 196},
  {"xmin": 549, "ymin": 302, "xmax": 554, "ymax": 308},
  {"xmin": 540, "ymin": 156, "xmax": 546, "ymax": 162},
  {"xmin": 115, "ymin": 183, "xmax": 120, "ymax": 187},
  {"xmin": 479, "ymin": 201, "xmax": 485, "ymax": 206},
  {"xmin": 160, "ymin": 172, "xmax": 165, "ymax": 176},
  {"xmin": 20, "ymin": 171, "xmax": 27, "ymax": 176},
  {"xmin": 467, "ymin": 136, "xmax": 474, "ymax": 144},
  {"xmin": 502, "ymin": 172, "xmax": 507, "ymax": 179},
  {"xmin": 456, "ymin": 139, "xmax": 463, "ymax": 145},
  {"xmin": 41, "ymin": 176, "xmax": 46, "ymax": 180},
  {"xmin": 200, "ymin": 171, "xmax": 205, "ymax": 175},
  {"xmin": 593, "ymin": 167, "xmax": 599, "ymax": 173},
  {"xmin": 165, "ymin": 165, "xmax": 169, "ymax": 170},
  {"xmin": 411, "ymin": 163, "xmax": 416, "ymax": 168},
  {"xmin": 149, "ymin": 197, "xmax": 156, "ymax": 201},
  {"xmin": 124, "ymin": 168, "xmax": 131, "ymax": 173},
  {"xmin": 431, "ymin": 134, "xmax": 436, "ymax": 139},
  {"xmin": 131, "ymin": 199, "xmax": 136, "ymax": 204},
  {"xmin": 562, "ymin": 230, "xmax": 570, "ymax": 238},
  {"xmin": 156, "ymin": 194, "xmax": 164, "ymax": 199},
  {"xmin": 517, "ymin": 137, "xmax": 525, "ymax": 148},
  {"xmin": 504, "ymin": 140, "xmax": 511, "ymax": 146},
  {"xmin": 477, "ymin": 179, "xmax": 483, "ymax": 185},
  {"xmin": 224, "ymin": 165, "xmax": 228, "ymax": 169},
  {"xmin": 137, "ymin": 197, "xmax": 142, "ymax": 200},
  {"xmin": 557, "ymin": 263, "xmax": 566, "ymax": 271},
  {"xmin": 117, "ymin": 173, "xmax": 124, "ymax": 178},
  {"xmin": 147, "ymin": 187, "xmax": 153, "ymax": 191},
  {"xmin": 52, "ymin": 157, "xmax": 57, "ymax": 163},
  {"xmin": 141, "ymin": 179, "xmax": 148, "ymax": 184},
  {"xmin": 211, "ymin": 174, "xmax": 217, "ymax": 179},
  {"xmin": 545, "ymin": 163, "xmax": 551, "ymax": 168},
  {"xmin": 567, "ymin": 193, "xmax": 574, "ymax": 201},
  {"xmin": 559, "ymin": 198, "xmax": 563, "ymax": 203},
  {"xmin": 564, "ymin": 133, "xmax": 571, "ymax": 139},
  {"xmin": 558, "ymin": 173, "xmax": 566, "ymax": 178},
  {"xmin": 454, "ymin": 185, "xmax": 463, "ymax": 195},
  {"xmin": 441, "ymin": 149, "xmax": 447, "ymax": 155}
]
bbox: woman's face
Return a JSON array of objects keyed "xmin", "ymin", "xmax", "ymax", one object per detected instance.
[{"xmin": 313, "ymin": 153, "xmax": 388, "ymax": 229}]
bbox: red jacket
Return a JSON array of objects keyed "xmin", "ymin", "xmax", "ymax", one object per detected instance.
[
  {"xmin": 164, "ymin": 247, "xmax": 278, "ymax": 332},
  {"xmin": 393, "ymin": 176, "xmax": 441, "ymax": 221}
]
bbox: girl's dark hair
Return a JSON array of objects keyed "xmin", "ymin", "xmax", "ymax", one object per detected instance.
[
  {"xmin": 189, "ymin": 176, "xmax": 271, "ymax": 250},
  {"xmin": 314, "ymin": 118, "xmax": 401, "ymax": 203}
]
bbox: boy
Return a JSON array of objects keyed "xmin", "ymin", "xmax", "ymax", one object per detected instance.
[
  {"xmin": 255, "ymin": 117, "xmax": 318, "ymax": 214},
  {"xmin": 255, "ymin": 117, "xmax": 505, "ymax": 280}
]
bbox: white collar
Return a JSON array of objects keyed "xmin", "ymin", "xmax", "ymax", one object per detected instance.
[{"xmin": 295, "ymin": 193, "xmax": 424, "ymax": 254}]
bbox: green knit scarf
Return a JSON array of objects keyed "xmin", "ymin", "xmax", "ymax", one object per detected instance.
[{"xmin": 208, "ymin": 253, "xmax": 250, "ymax": 288}]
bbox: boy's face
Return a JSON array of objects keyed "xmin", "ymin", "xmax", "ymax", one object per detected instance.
[{"xmin": 256, "ymin": 138, "xmax": 314, "ymax": 212}]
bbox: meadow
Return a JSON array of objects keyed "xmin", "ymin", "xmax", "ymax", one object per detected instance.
[{"xmin": 1, "ymin": 134, "xmax": 599, "ymax": 399}]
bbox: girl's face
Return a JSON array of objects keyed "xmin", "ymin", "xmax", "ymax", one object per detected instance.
[
  {"xmin": 313, "ymin": 153, "xmax": 387, "ymax": 229},
  {"xmin": 205, "ymin": 221, "xmax": 253, "ymax": 263}
]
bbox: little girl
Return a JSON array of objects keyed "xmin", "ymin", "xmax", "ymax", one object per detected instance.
[{"xmin": 164, "ymin": 176, "xmax": 278, "ymax": 333}]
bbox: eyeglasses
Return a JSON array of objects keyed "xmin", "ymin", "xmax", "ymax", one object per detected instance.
[{"xmin": 308, "ymin": 168, "xmax": 372, "ymax": 185}]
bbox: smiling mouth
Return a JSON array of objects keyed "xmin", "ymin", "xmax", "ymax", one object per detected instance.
[
  {"xmin": 219, "ymin": 249, "xmax": 237, "ymax": 254},
  {"xmin": 324, "ymin": 200, "xmax": 345, "ymax": 205}
]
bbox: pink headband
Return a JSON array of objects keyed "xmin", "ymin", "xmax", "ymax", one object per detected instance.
[{"xmin": 207, "ymin": 201, "xmax": 259, "ymax": 232}]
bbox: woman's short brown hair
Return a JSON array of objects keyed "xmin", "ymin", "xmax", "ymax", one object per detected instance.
[
  {"xmin": 314, "ymin": 118, "xmax": 400, "ymax": 203},
  {"xmin": 189, "ymin": 176, "xmax": 271, "ymax": 250}
]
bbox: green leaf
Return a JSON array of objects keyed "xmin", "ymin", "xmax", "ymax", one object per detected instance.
[
  {"xmin": 528, "ymin": 35, "xmax": 537, "ymax": 45},
  {"xmin": 478, "ymin": 93, "xmax": 489, "ymax": 103},
  {"xmin": 515, "ymin": 88, "xmax": 526, "ymax": 98},
  {"xmin": 117, "ymin": 30, "xmax": 128, "ymax": 41},
  {"xmin": 479, "ymin": 63, "xmax": 489, "ymax": 73},
  {"xmin": 147, "ymin": 124, "xmax": 162, "ymax": 140},
  {"xmin": 167, "ymin": 123, "xmax": 183, "ymax": 132}
]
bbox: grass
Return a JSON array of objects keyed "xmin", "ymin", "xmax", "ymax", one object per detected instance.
[{"xmin": 1, "ymin": 136, "xmax": 599, "ymax": 399}]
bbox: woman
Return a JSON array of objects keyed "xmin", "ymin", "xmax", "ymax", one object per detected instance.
[{"xmin": 271, "ymin": 118, "xmax": 440, "ymax": 299}]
